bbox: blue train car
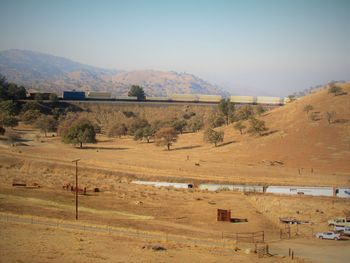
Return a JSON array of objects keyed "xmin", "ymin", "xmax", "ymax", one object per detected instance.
[{"xmin": 63, "ymin": 91, "xmax": 86, "ymax": 100}]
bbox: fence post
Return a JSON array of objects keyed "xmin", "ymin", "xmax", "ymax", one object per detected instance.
[
  {"xmin": 289, "ymin": 248, "xmax": 291, "ymax": 257},
  {"xmin": 166, "ymin": 233, "xmax": 168, "ymax": 243},
  {"xmin": 266, "ymin": 244, "xmax": 269, "ymax": 254},
  {"xmin": 262, "ymin": 231, "xmax": 265, "ymax": 242},
  {"xmin": 292, "ymin": 251, "xmax": 294, "ymax": 260}
]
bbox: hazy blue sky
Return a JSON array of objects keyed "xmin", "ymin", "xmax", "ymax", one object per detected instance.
[{"xmin": 0, "ymin": 0, "xmax": 349, "ymax": 96}]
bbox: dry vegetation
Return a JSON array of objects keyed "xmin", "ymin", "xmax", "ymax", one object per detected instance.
[{"xmin": 1, "ymin": 82, "xmax": 350, "ymax": 262}]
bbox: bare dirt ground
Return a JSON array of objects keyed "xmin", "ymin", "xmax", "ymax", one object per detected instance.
[{"xmin": 1, "ymin": 84, "xmax": 350, "ymax": 262}]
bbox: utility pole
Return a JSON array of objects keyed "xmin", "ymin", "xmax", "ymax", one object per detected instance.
[{"xmin": 72, "ymin": 159, "xmax": 80, "ymax": 220}]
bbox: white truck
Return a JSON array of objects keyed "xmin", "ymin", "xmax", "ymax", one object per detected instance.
[{"xmin": 328, "ymin": 217, "xmax": 350, "ymax": 227}]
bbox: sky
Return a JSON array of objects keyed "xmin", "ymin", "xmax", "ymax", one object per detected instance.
[{"xmin": 0, "ymin": 0, "xmax": 349, "ymax": 96}]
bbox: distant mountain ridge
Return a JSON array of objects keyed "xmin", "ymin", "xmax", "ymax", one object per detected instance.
[{"xmin": 0, "ymin": 49, "xmax": 227, "ymax": 97}]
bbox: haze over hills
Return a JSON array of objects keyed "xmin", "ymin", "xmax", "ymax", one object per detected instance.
[{"xmin": 0, "ymin": 49, "xmax": 227, "ymax": 97}]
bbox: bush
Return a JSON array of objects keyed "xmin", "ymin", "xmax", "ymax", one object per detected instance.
[
  {"xmin": 208, "ymin": 114, "xmax": 225, "ymax": 128},
  {"xmin": 61, "ymin": 120, "xmax": 96, "ymax": 148},
  {"xmin": 203, "ymin": 128, "xmax": 224, "ymax": 147},
  {"xmin": 248, "ymin": 117, "xmax": 268, "ymax": 136},
  {"xmin": 155, "ymin": 127, "xmax": 178, "ymax": 150},
  {"xmin": 187, "ymin": 116, "xmax": 204, "ymax": 132},
  {"xmin": 21, "ymin": 109, "xmax": 41, "ymax": 124},
  {"xmin": 328, "ymin": 85, "xmax": 343, "ymax": 96},
  {"xmin": 108, "ymin": 123, "xmax": 128, "ymax": 138}
]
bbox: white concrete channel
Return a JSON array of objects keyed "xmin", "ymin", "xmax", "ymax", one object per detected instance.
[{"xmin": 131, "ymin": 181, "xmax": 350, "ymax": 198}]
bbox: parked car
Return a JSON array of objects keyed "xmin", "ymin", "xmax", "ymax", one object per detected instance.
[{"xmin": 315, "ymin": 231, "xmax": 340, "ymax": 240}]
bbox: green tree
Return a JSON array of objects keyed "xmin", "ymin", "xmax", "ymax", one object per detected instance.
[
  {"xmin": 35, "ymin": 115, "xmax": 58, "ymax": 137},
  {"xmin": 0, "ymin": 114, "xmax": 18, "ymax": 128},
  {"xmin": 187, "ymin": 116, "xmax": 204, "ymax": 132},
  {"xmin": 155, "ymin": 127, "xmax": 178, "ymax": 150},
  {"xmin": 128, "ymin": 85, "xmax": 146, "ymax": 100},
  {"xmin": 134, "ymin": 126, "xmax": 155, "ymax": 143},
  {"xmin": 218, "ymin": 99, "xmax": 235, "ymax": 125},
  {"xmin": 303, "ymin": 104, "xmax": 314, "ymax": 115},
  {"xmin": 49, "ymin": 93, "xmax": 59, "ymax": 104},
  {"xmin": 7, "ymin": 83, "xmax": 26, "ymax": 100},
  {"xmin": 203, "ymin": 128, "xmax": 224, "ymax": 147},
  {"xmin": 328, "ymin": 85, "xmax": 343, "ymax": 96},
  {"xmin": 233, "ymin": 121, "xmax": 246, "ymax": 135},
  {"xmin": 129, "ymin": 118, "xmax": 149, "ymax": 135},
  {"xmin": 248, "ymin": 117, "xmax": 268, "ymax": 136},
  {"xmin": 108, "ymin": 123, "xmax": 128, "ymax": 138},
  {"xmin": 62, "ymin": 120, "xmax": 96, "ymax": 148},
  {"xmin": 0, "ymin": 100, "xmax": 20, "ymax": 116},
  {"xmin": 208, "ymin": 114, "xmax": 225, "ymax": 128},
  {"xmin": 171, "ymin": 119, "xmax": 187, "ymax": 134}
]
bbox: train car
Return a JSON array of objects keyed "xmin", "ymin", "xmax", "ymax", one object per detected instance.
[
  {"xmin": 63, "ymin": 91, "xmax": 86, "ymax": 100},
  {"xmin": 115, "ymin": 96, "xmax": 138, "ymax": 101},
  {"xmin": 256, "ymin": 96, "xmax": 283, "ymax": 105},
  {"xmin": 28, "ymin": 92, "xmax": 56, "ymax": 100},
  {"xmin": 197, "ymin": 94, "xmax": 222, "ymax": 103},
  {"xmin": 145, "ymin": 96, "xmax": 171, "ymax": 102},
  {"xmin": 230, "ymin": 96, "xmax": 255, "ymax": 104},
  {"xmin": 86, "ymin": 91, "xmax": 112, "ymax": 100},
  {"xmin": 170, "ymin": 94, "xmax": 198, "ymax": 102}
]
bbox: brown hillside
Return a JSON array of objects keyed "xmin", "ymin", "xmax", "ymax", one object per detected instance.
[{"xmin": 215, "ymin": 82, "xmax": 350, "ymax": 174}]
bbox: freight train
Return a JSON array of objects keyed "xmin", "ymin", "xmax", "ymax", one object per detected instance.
[{"xmin": 28, "ymin": 91, "xmax": 291, "ymax": 105}]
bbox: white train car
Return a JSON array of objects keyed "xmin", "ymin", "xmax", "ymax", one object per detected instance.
[
  {"xmin": 132, "ymin": 180, "xmax": 192, "ymax": 189},
  {"xmin": 115, "ymin": 96, "xmax": 138, "ymax": 101},
  {"xmin": 86, "ymin": 91, "xmax": 112, "ymax": 99},
  {"xmin": 266, "ymin": 186, "xmax": 334, "ymax": 197},
  {"xmin": 199, "ymin": 184, "xmax": 264, "ymax": 193},
  {"xmin": 171, "ymin": 94, "xmax": 198, "ymax": 102},
  {"xmin": 146, "ymin": 96, "xmax": 170, "ymax": 101},
  {"xmin": 256, "ymin": 96, "xmax": 283, "ymax": 105},
  {"xmin": 197, "ymin": 95, "xmax": 222, "ymax": 103},
  {"xmin": 336, "ymin": 188, "xmax": 350, "ymax": 198},
  {"xmin": 230, "ymin": 96, "xmax": 255, "ymax": 104}
]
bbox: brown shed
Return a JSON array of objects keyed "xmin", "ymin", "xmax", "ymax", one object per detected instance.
[{"xmin": 217, "ymin": 209, "xmax": 231, "ymax": 222}]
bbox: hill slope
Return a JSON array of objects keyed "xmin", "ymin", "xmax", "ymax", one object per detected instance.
[
  {"xmin": 212, "ymin": 82, "xmax": 350, "ymax": 174},
  {"xmin": 0, "ymin": 49, "xmax": 227, "ymax": 97}
]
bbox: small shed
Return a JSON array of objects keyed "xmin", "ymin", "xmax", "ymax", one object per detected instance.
[{"xmin": 217, "ymin": 209, "xmax": 231, "ymax": 222}]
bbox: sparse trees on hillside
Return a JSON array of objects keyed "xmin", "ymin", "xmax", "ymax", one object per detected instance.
[
  {"xmin": 328, "ymin": 85, "xmax": 343, "ymax": 96},
  {"xmin": 128, "ymin": 85, "xmax": 146, "ymax": 100},
  {"xmin": 233, "ymin": 121, "xmax": 246, "ymax": 135},
  {"xmin": 303, "ymin": 104, "xmax": 314, "ymax": 115},
  {"xmin": 218, "ymin": 99, "xmax": 235, "ymax": 125},
  {"xmin": 203, "ymin": 128, "xmax": 224, "ymax": 147},
  {"xmin": 61, "ymin": 120, "xmax": 96, "ymax": 148},
  {"xmin": 129, "ymin": 118, "xmax": 149, "ymax": 135},
  {"xmin": 155, "ymin": 127, "xmax": 178, "ymax": 150},
  {"xmin": 248, "ymin": 117, "xmax": 268, "ymax": 136},
  {"xmin": 35, "ymin": 115, "xmax": 58, "ymax": 137},
  {"xmin": 326, "ymin": 111, "xmax": 336, "ymax": 124}
]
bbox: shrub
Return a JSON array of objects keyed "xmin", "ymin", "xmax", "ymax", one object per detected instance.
[{"xmin": 203, "ymin": 128, "xmax": 224, "ymax": 147}]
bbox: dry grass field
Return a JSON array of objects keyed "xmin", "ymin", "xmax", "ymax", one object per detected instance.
[{"xmin": 1, "ymin": 83, "xmax": 350, "ymax": 262}]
